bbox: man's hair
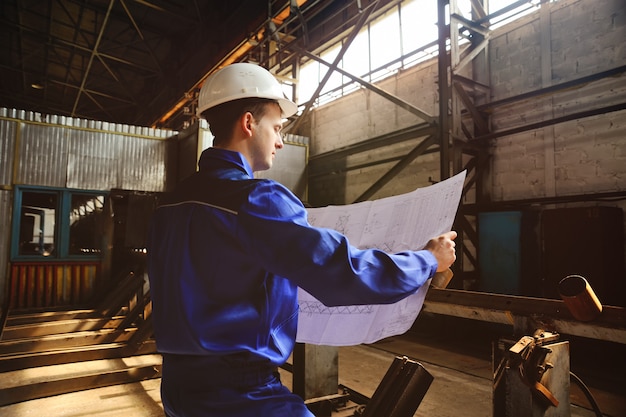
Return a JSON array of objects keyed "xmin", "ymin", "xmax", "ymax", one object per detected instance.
[{"xmin": 202, "ymin": 98, "xmax": 276, "ymax": 146}]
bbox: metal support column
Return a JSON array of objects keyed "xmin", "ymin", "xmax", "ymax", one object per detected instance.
[
  {"xmin": 292, "ymin": 343, "xmax": 339, "ymax": 402},
  {"xmin": 437, "ymin": 0, "xmax": 452, "ymax": 182}
]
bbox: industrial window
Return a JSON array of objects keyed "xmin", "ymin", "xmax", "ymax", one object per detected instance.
[
  {"xmin": 17, "ymin": 190, "xmax": 58, "ymax": 257},
  {"xmin": 297, "ymin": 0, "xmax": 547, "ymax": 107},
  {"xmin": 12, "ymin": 187, "xmax": 106, "ymax": 259},
  {"xmin": 69, "ymin": 193, "xmax": 106, "ymax": 255}
]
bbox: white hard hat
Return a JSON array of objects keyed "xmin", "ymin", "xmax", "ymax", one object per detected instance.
[{"xmin": 197, "ymin": 62, "xmax": 297, "ymax": 118}]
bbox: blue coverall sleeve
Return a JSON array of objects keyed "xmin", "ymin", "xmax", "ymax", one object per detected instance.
[{"xmin": 237, "ymin": 180, "xmax": 438, "ymax": 307}]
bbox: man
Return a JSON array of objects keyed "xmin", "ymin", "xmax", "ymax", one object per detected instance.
[{"xmin": 147, "ymin": 62, "xmax": 456, "ymax": 417}]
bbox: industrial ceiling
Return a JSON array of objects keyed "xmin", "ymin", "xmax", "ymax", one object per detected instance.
[{"xmin": 0, "ymin": 0, "xmax": 379, "ymax": 131}]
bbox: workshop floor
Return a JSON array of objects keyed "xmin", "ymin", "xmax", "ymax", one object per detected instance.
[{"xmin": 1, "ymin": 315, "xmax": 624, "ymax": 417}]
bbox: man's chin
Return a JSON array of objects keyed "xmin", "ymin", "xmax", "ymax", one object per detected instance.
[{"xmin": 257, "ymin": 162, "xmax": 272, "ymax": 172}]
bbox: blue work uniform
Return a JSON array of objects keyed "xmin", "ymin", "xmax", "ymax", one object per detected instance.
[{"xmin": 146, "ymin": 147, "xmax": 438, "ymax": 417}]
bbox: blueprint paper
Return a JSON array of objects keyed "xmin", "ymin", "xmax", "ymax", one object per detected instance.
[{"xmin": 296, "ymin": 170, "xmax": 466, "ymax": 346}]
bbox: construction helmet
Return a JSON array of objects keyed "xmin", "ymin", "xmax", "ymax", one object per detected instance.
[{"xmin": 197, "ymin": 62, "xmax": 297, "ymax": 118}]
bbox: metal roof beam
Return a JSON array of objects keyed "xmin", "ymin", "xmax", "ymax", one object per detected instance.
[{"xmin": 71, "ymin": 0, "xmax": 115, "ymax": 115}]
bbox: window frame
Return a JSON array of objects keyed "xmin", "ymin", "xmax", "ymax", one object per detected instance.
[
  {"xmin": 296, "ymin": 0, "xmax": 540, "ymax": 107},
  {"xmin": 11, "ymin": 186, "xmax": 108, "ymax": 261}
]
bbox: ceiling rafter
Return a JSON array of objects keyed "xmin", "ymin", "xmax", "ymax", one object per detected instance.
[
  {"xmin": 0, "ymin": 0, "xmax": 398, "ymax": 128},
  {"xmin": 71, "ymin": 0, "xmax": 115, "ymax": 115}
]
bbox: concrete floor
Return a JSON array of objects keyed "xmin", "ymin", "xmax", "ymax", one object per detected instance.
[{"xmin": 1, "ymin": 316, "xmax": 624, "ymax": 417}]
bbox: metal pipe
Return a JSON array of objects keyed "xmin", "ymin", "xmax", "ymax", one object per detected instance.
[
  {"xmin": 558, "ymin": 275, "xmax": 603, "ymax": 322},
  {"xmin": 423, "ymin": 288, "xmax": 626, "ymax": 344}
]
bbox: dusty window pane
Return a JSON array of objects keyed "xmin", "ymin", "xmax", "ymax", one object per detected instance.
[
  {"xmin": 401, "ymin": 0, "xmax": 438, "ymax": 54},
  {"xmin": 370, "ymin": 9, "xmax": 400, "ymax": 71},
  {"xmin": 69, "ymin": 194, "xmax": 105, "ymax": 255},
  {"xmin": 19, "ymin": 191, "xmax": 57, "ymax": 257}
]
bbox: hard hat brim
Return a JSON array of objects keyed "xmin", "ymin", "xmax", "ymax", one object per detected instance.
[
  {"xmin": 277, "ymin": 98, "xmax": 298, "ymax": 118},
  {"xmin": 196, "ymin": 63, "xmax": 298, "ymax": 118}
]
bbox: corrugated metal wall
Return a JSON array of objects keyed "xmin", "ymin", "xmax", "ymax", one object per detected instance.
[
  {"xmin": 117, "ymin": 133, "xmax": 167, "ymax": 191},
  {"xmin": 16, "ymin": 122, "xmax": 69, "ymax": 187},
  {"xmin": 0, "ymin": 116, "xmax": 14, "ymax": 304},
  {"xmin": 1, "ymin": 108, "xmax": 173, "ymax": 191},
  {"xmin": 0, "ymin": 190, "xmax": 11, "ymax": 309},
  {"xmin": 0, "ymin": 116, "xmax": 17, "ymax": 186},
  {"xmin": 0, "ymin": 107, "xmax": 176, "ymax": 310}
]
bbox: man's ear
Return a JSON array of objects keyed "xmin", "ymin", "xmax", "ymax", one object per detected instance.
[{"xmin": 240, "ymin": 112, "xmax": 255, "ymax": 137}]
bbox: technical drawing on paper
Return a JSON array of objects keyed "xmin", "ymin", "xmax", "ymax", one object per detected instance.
[
  {"xmin": 299, "ymin": 301, "xmax": 373, "ymax": 316},
  {"xmin": 296, "ymin": 170, "xmax": 466, "ymax": 346}
]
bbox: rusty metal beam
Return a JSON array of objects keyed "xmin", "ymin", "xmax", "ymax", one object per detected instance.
[
  {"xmin": 473, "ymin": 102, "xmax": 626, "ymax": 143},
  {"xmin": 354, "ymin": 135, "xmax": 438, "ymax": 203},
  {"xmin": 424, "ymin": 289, "xmax": 626, "ymax": 344},
  {"xmin": 71, "ymin": 0, "xmax": 115, "ymax": 116},
  {"xmin": 300, "ymin": 50, "xmax": 436, "ymax": 125},
  {"xmin": 476, "ymin": 64, "xmax": 626, "ymax": 111},
  {"xmin": 288, "ymin": 0, "xmax": 380, "ymax": 133},
  {"xmin": 308, "ymin": 124, "xmax": 437, "ymax": 182},
  {"xmin": 309, "ymin": 123, "xmax": 436, "ymax": 166},
  {"xmin": 453, "ymin": 81, "xmax": 489, "ymax": 135},
  {"xmin": 437, "ymin": 0, "xmax": 452, "ymax": 181}
]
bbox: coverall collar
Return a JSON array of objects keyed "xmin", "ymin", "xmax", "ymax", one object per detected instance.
[{"xmin": 198, "ymin": 147, "xmax": 255, "ymax": 179}]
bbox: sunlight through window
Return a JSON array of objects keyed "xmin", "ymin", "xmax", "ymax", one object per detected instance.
[{"xmin": 297, "ymin": 0, "xmax": 552, "ymax": 108}]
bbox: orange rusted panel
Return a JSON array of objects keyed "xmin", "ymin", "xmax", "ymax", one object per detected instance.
[
  {"xmin": 44, "ymin": 266, "xmax": 54, "ymax": 306},
  {"xmin": 9, "ymin": 262, "xmax": 102, "ymax": 310},
  {"xmin": 56, "ymin": 264, "xmax": 65, "ymax": 306}
]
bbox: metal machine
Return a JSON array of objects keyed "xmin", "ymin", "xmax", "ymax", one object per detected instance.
[{"xmin": 494, "ymin": 330, "xmax": 570, "ymax": 416}]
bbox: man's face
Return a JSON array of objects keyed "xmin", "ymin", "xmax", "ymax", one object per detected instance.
[{"xmin": 249, "ymin": 103, "xmax": 284, "ymax": 172}]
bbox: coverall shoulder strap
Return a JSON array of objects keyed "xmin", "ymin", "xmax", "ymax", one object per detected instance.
[{"xmin": 159, "ymin": 174, "xmax": 264, "ymax": 213}]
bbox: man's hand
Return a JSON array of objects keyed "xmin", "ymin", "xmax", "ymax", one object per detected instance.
[{"xmin": 425, "ymin": 231, "xmax": 457, "ymax": 272}]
